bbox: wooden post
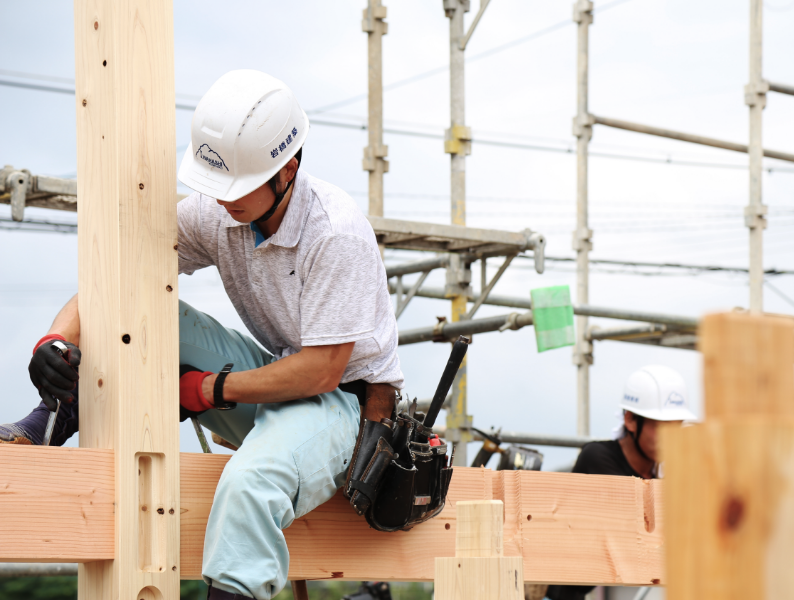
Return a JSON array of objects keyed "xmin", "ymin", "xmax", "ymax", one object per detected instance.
[
  {"xmin": 74, "ymin": 0, "xmax": 180, "ymax": 598},
  {"xmin": 662, "ymin": 312, "xmax": 794, "ymax": 599},
  {"xmin": 435, "ymin": 500, "xmax": 524, "ymax": 600}
]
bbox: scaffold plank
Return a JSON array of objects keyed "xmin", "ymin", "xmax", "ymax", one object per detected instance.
[{"xmin": 368, "ymin": 216, "xmax": 540, "ymax": 255}]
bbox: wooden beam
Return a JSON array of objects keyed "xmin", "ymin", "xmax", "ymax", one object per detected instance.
[
  {"xmin": 0, "ymin": 450, "xmax": 664, "ymax": 585},
  {"xmin": 0, "ymin": 446, "xmax": 114, "ymax": 562},
  {"xmin": 73, "ymin": 0, "xmax": 180, "ymax": 598},
  {"xmin": 663, "ymin": 312, "xmax": 794, "ymax": 599}
]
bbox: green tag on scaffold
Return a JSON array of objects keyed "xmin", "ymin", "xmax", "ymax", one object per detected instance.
[{"xmin": 530, "ymin": 285, "xmax": 575, "ymax": 352}]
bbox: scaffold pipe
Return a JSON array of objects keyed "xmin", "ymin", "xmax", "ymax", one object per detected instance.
[
  {"xmin": 0, "ymin": 563, "xmax": 77, "ymax": 577},
  {"xmin": 593, "ymin": 115, "xmax": 794, "ymax": 163},
  {"xmin": 388, "ymin": 283, "xmax": 699, "ymax": 329},
  {"xmin": 433, "ymin": 425, "xmax": 594, "ymax": 448}
]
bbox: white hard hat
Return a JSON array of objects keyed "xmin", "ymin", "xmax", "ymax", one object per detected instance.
[
  {"xmin": 619, "ymin": 365, "xmax": 697, "ymax": 422},
  {"xmin": 178, "ymin": 70, "xmax": 309, "ymax": 201}
]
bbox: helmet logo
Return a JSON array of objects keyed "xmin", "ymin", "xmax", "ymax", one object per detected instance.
[
  {"xmin": 270, "ymin": 127, "xmax": 299, "ymax": 159},
  {"xmin": 623, "ymin": 393, "xmax": 639, "ymax": 403},
  {"xmin": 196, "ymin": 144, "xmax": 229, "ymax": 171},
  {"xmin": 666, "ymin": 391, "xmax": 685, "ymax": 406}
]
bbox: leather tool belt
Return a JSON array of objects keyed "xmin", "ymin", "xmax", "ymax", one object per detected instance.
[{"xmin": 343, "ymin": 384, "xmax": 453, "ymax": 532}]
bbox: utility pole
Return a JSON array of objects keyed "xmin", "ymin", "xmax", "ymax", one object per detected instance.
[
  {"xmin": 745, "ymin": 0, "xmax": 767, "ymax": 314},
  {"xmin": 363, "ymin": 0, "xmax": 389, "ymax": 222},
  {"xmin": 572, "ymin": 0, "xmax": 594, "ymax": 437},
  {"xmin": 444, "ymin": 0, "xmax": 473, "ymax": 465}
]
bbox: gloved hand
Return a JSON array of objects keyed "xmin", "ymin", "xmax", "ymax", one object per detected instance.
[
  {"xmin": 28, "ymin": 335, "xmax": 81, "ymax": 411},
  {"xmin": 179, "ymin": 364, "xmax": 214, "ymax": 421}
]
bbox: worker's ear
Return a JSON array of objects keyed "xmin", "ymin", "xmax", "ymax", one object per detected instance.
[
  {"xmin": 279, "ymin": 157, "xmax": 299, "ymax": 185},
  {"xmin": 623, "ymin": 410, "xmax": 638, "ymax": 434}
]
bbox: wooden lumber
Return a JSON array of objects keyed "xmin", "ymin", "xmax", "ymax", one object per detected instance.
[
  {"xmin": 74, "ymin": 0, "xmax": 180, "ymax": 598},
  {"xmin": 662, "ymin": 312, "xmax": 794, "ymax": 600},
  {"xmin": 0, "ymin": 450, "xmax": 664, "ymax": 585},
  {"xmin": 700, "ymin": 312, "xmax": 794, "ymax": 418},
  {"xmin": 0, "ymin": 446, "xmax": 114, "ymax": 562},
  {"xmin": 435, "ymin": 500, "xmax": 524, "ymax": 600}
]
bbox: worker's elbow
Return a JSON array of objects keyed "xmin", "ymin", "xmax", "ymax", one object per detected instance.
[{"xmin": 316, "ymin": 370, "xmax": 345, "ymax": 395}]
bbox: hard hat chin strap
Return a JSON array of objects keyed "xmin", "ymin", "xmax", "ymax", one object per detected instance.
[
  {"xmin": 258, "ymin": 147, "xmax": 303, "ymax": 222},
  {"xmin": 630, "ymin": 414, "xmax": 654, "ymax": 464}
]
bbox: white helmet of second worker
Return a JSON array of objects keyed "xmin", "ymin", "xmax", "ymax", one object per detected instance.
[
  {"xmin": 178, "ymin": 70, "xmax": 309, "ymax": 202},
  {"xmin": 619, "ymin": 365, "xmax": 697, "ymax": 422}
]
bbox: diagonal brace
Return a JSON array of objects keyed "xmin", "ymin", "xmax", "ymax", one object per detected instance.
[
  {"xmin": 460, "ymin": 0, "xmax": 492, "ymax": 50},
  {"xmin": 394, "ymin": 270, "xmax": 431, "ymax": 319},
  {"xmin": 465, "ymin": 254, "xmax": 515, "ymax": 320}
]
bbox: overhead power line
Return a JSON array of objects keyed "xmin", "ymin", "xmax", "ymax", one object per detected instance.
[
  {"xmin": 307, "ymin": 0, "xmax": 635, "ymax": 114},
  {"xmin": 5, "ymin": 217, "xmax": 793, "ymax": 278},
  {"xmin": 519, "ymin": 254, "xmax": 794, "ymax": 276},
  {"xmin": 7, "ymin": 78, "xmax": 786, "ymax": 172}
]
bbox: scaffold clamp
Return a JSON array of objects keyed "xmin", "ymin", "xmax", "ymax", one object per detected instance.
[
  {"xmin": 572, "ymin": 113, "xmax": 595, "ymax": 139},
  {"xmin": 571, "ymin": 227, "xmax": 593, "ymax": 252},
  {"xmin": 362, "ymin": 145, "xmax": 389, "ymax": 172},
  {"xmin": 432, "ymin": 316, "xmax": 448, "ymax": 343},
  {"xmin": 362, "ymin": 4, "xmax": 387, "ymax": 34},
  {"xmin": 573, "ymin": 0, "xmax": 594, "ymax": 25},
  {"xmin": 444, "ymin": 124, "xmax": 472, "ymax": 156},
  {"xmin": 744, "ymin": 204, "xmax": 768, "ymax": 230},
  {"xmin": 1, "ymin": 167, "xmax": 31, "ymax": 222},
  {"xmin": 744, "ymin": 80, "xmax": 769, "ymax": 108}
]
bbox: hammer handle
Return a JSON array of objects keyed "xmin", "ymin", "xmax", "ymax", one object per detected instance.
[{"xmin": 423, "ymin": 336, "xmax": 470, "ymax": 429}]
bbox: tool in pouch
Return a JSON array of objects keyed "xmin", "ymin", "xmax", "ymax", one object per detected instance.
[
  {"xmin": 42, "ymin": 340, "xmax": 71, "ymax": 446},
  {"xmin": 344, "ymin": 335, "xmax": 469, "ymax": 532}
]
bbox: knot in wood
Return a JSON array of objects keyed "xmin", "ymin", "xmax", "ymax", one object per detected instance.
[{"xmin": 722, "ymin": 496, "xmax": 744, "ymax": 531}]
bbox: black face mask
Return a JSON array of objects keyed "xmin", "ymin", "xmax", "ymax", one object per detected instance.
[{"xmin": 256, "ymin": 146, "xmax": 303, "ymax": 223}]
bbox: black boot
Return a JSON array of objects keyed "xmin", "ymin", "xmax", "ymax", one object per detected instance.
[
  {"xmin": 343, "ymin": 582, "xmax": 392, "ymax": 600},
  {"xmin": 206, "ymin": 583, "xmax": 253, "ymax": 600}
]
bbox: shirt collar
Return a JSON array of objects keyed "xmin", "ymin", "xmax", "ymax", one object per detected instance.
[{"xmin": 222, "ymin": 171, "xmax": 310, "ymax": 249}]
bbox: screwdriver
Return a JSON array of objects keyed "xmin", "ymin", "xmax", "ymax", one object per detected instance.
[{"xmin": 42, "ymin": 340, "xmax": 70, "ymax": 447}]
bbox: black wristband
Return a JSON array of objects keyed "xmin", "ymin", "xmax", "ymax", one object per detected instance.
[{"xmin": 212, "ymin": 363, "xmax": 236, "ymax": 411}]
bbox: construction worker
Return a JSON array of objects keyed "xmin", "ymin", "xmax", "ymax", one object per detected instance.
[
  {"xmin": 1, "ymin": 70, "xmax": 403, "ymax": 600},
  {"xmin": 545, "ymin": 364, "xmax": 696, "ymax": 600}
]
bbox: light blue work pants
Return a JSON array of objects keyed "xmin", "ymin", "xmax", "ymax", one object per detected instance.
[{"xmin": 178, "ymin": 301, "xmax": 361, "ymax": 599}]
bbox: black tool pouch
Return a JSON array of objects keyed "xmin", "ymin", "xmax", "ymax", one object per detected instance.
[
  {"xmin": 346, "ymin": 412, "xmax": 453, "ymax": 532},
  {"xmin": 344, "ymin": 420, "xmax": 396, "ymax": 515}
]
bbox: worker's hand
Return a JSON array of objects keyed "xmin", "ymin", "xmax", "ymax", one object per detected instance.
[
  {"xmin": 28, "ymin": 338, "xmax": 81, "ymax": 411},
  {"xmin": 179, "ymin": 365, "xmax": 215, "ymax": 419}
]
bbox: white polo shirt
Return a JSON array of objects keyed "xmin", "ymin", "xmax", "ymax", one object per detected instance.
[{"xmin": 177, "ymin": 170, "xmax": 404, "ymax": 388}]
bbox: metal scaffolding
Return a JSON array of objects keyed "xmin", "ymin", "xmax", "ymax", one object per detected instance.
[{"xmin": 2, "ymin": 0, "xmax": 792, "ymax": 465}]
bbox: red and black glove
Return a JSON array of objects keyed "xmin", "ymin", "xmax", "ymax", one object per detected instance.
[
  {"xmin": 29, "ymin": 334, "xmax": 81, "ymax": 411},
  {"xmin": 179, "ymin": 364, "xmax": 214, "ymax": 422}
]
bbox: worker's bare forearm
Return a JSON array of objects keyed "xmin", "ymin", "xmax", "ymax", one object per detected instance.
[
  {"xmin": 202, "ymin": 342, "xmax": 355, "ymax": 405},
  {"xmin": 48, "ymin": 294, "xmax": 81, "ymax": 346}
]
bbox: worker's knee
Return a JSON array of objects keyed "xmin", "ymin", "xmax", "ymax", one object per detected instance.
[
  {"xmin": 214, "ymin": 460, "xmax": 297, "ymax": 529},
  {"xmin": 177, "ymin": 300, "xmax": 271, "ymax": 372}
]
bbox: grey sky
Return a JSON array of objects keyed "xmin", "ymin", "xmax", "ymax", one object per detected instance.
[{"xmin": 1, "ymin": 0, "xmax": 793, "ymax": 468}]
